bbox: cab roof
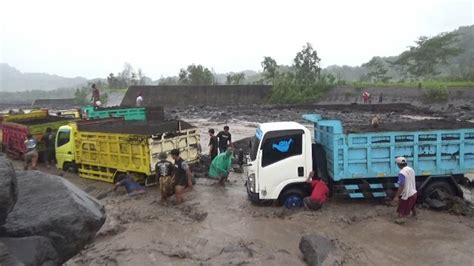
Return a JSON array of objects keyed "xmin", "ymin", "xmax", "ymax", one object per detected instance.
[{"xmin": 258, "ymin": 121, "xmax": 308, "ymax": 133}]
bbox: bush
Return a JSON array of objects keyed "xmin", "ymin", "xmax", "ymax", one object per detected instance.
[
  {"xmin": 269, "ymin": 75, "xmax": 335, "ymax": 104},
  {"xmin": 425, "ymin": 86, "xmax": 449, "ymax": 102}
]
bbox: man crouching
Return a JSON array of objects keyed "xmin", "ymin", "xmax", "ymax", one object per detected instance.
[{"xmin": 303, "ymin": 171, "xmax": 329, "ymax": 211}]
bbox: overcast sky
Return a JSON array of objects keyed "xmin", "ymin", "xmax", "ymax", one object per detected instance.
[{"xmin": 1, "ymin": 0, "xmax": 472, "ymax": 79}]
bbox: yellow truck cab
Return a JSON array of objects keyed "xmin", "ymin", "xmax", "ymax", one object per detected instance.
[
  {"xmin": 56, "ymin": 119, "xmax": 200, "ymax": 185},
  {"xmin": 56, "ymin": 123, "xmax": 77, "ymax": 172}
]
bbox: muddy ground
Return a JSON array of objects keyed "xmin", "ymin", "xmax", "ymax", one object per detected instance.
[{"xmin": 4, "ymin": 103, "xmax": 474, "ymax": 265}]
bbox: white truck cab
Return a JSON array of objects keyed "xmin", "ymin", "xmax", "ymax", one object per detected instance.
[{"xmin": 245, "ymin": 122, "xmax": 313, "ymax": 207}]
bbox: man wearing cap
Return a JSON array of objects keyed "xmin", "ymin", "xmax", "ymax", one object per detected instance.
[
  {"xmin": 393, "ymin": 157, "xmax": 417, "ymax": 224},
  {"xmin": 171, "ymin": 149, "xmax": 193, "ymax": 204},
  {"xmin": 156, "ymin": 152, "xmax": 174, "ymax": 202}
]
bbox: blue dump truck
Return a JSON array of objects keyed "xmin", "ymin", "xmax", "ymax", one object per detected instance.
[
  {"xmin": 81, "ymin": 106, "xmax": 164, "ymax": 121},
  {"xmin": 244, "ymin": 114, "xmax": 474, "ymax": 208}
]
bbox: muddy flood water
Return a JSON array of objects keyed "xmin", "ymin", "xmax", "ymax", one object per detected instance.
[{"xmin": 6, "ymin": 103, "xmax": 474, "ymax": 265}]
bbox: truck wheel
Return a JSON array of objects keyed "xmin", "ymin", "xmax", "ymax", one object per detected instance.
[
  {"xmin": 279, "ymin": 188, "xmax": 304, "ymax": 209},
  {"xmin": 114, "ymin": 173, "xmax": 128, "ymax": 184},
  {"xmin": 63, "ymin": 162, "xmax": 77, "ymax": 173},
  {"xmin": 422, "ymin": 181, "xmax": 455, "ymax": 203}
]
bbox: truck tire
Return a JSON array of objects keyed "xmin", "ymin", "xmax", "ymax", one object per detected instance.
[
  {"xmin": 63, "ymin": 162, "xmax": 77, "ymax": 173},
  {"xmin": 422, "ymin": 180, "xmax": 455, "ymax": 203},
  {"xmin": 279, "ymin": 188, "xmax": 305, "ymax": 209}
]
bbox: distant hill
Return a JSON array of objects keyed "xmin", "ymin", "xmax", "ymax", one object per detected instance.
[
  {"xmin": 0, "ymin": 63, "xmax": 88, "ymax": 91},
  {"xmin": 324, "ymin": 25, "xmax": 474, "ymax": 81}
]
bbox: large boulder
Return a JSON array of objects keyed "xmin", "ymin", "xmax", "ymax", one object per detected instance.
[
  {"xmin": 299, "ymin": 234, "xmax": 336, "ymax": 266},
  {"xmin": 1, "ymin": 236, "xmax": 58, "ymax": 266},
  {"xmin": 1, "ymin": 171, "xmax": 106, "ymax": 263},
  {"xmin": 0, "ymin": 242, "xmax": 23, "ymax": 266},
  {"xmin": 0, "ymin": 156, "xmax": 18, "ymax": 225}
]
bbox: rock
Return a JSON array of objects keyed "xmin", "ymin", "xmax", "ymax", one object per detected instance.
[
  {"xmin": 0, "ymin": 242, "xmax": 23, "ymax": 266},
  {"xmin": 0, "ymin": 156, "xmax": 18, "ymax": 225},
  {"xmin": 299, "ymin": 234, "xmax": 336, "ymax": 266},
  {"xmin": 1, "ymin": 236, "xmax": 59, "ymax": 266},
  {"xmin": 1, "ymin": 171, "xmax": 106, "ymax": 263}
]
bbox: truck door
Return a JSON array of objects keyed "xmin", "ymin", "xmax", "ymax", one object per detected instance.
[
  {"xmin": 55, "ymin": 126, "xmax": 74, "ymax": 170},
  {"xmin": 257, "ymin": 130, "xmax": 306, "ymax": 199}
]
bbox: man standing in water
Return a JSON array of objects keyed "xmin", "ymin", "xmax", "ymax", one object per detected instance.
[
  {"xmin": 156, "ymin": 152, "xmax": 174, "ymax": 202},
  {"xmin": 217, "ymin": 126, "xmax": 232, "ymax": 154},
  {"xmin": 171, "ymin": 149, "xmax": 193, "ymax": 204},
  {"xmin": 208, "ymin": 129, "xmax": 218, "ymax": 161},
  {"xmin": 208, "ymin": 147, "xmax": 234, "ymax": 186},
  {"xmin": 24, "ymin": 134, "xmax": 38, "ymax": 170},
  {"xmin": 393, "ymin": 157, "xmax": 417, "ymax": 224},
  {"xmin": 42, "ymin": 127, "xmax": 55, "ymax": 169}
]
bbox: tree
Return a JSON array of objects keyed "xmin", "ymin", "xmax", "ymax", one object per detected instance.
[
  {"xmin": 294, "ymin": 42, "xmax": 321, "ymax": 84},
  {"xmin": 362, "ymin": 57, "xmax": 390, "ymax": 82},
  {"xmin": 178, "ymin": 64, "xmax": 214, "ymax": 85},
  {"xmin": 225, "ymin": 73, "xmax": 246, "ymax": 85},
  {"xmin": 178, "ymin": 68, "xmax": 189, "ymax": 84},
  {"xmin": 74, "ymin": 87, "xmax": 89, "ymax": 104},
  {"xmin": 159, "ymin": 76, "xmax": 178, "ymax": 85},
  {"xmin": 392, "ymin": 32, "xmax": 462, "ymax": 78},
  {"xmin": 120, "ymin": 62, "xmax": 134, "ymax": 83},
  {"xmin": 261, "ymin": 56, "xmax": 278, "ymax": 81}
]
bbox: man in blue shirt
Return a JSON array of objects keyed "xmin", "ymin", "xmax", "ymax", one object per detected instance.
[{"xmin": 114, "ymin": 174, "xmax": 145, "ymax": 196}]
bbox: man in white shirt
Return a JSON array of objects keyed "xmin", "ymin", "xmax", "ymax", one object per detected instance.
[
  {"xmin": 392, "ymin": 157, "xmax": 417, "ymax": 224},
  {"xmin": 136, "ymin": 93, "xmax": 144, "ymax": 107}
]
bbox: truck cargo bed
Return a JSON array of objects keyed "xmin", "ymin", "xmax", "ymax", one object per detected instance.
[
  {"xmin": 347, "ymin": 119, "xmax": 474, "ymax": 133},
  {"xmin": 304, "ymin": 114, "xmax": 474, "ymax": 182},
  {"xmin": 77, "ymin": 120, "xmax": 195, "ymax": 135},
  {"xmin": 81, "ymin": 106, "xmax": 164, "ymax": 121},
  {"xmin": 70, "ymin": 119, "xmax": 200, "ymax": 183},
  {"xmin": 11, "ymin": 116, "xmax": 71, "ymax": 126}
]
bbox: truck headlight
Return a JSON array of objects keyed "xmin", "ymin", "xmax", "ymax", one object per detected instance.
[{"xmin": 247, "ymin": 173, "xmax": 256, "ymax": 192}]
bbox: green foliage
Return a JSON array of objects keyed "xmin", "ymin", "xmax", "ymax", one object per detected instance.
[
  {"xmin": 261, "ymin": 56, "xmax": 279, "ymax": 81},
  {"xmin": 178, "ymin": 64, "xmax": 214, "ymax": 85},
  {"xmin": 263, "ymin": 43, "xmax": 337, "ymax": 104},
  {"xmin": 74, "ymin": 87, "xmax": 89, "ymax": 105},
  {"xmin": 0, "ymin": 88, "xmax": 76, "ymax": 104},
  {"xmin": 269, "ymin": 75, "xmax": 336, "ymax": 104},
  {"xmin": 425, "ymin": 86, "xmax": 449, "ymax": 102},
  {"xmin": 392, "ymin": 32, "xmax": 462, "ymax": 78},
  {"xmin": 361, "ymin": 57, "xmax": 390, "ymax": 82},
  {"xmin": 352, "ymin": 80, "xmax": 474, "ymax": 89},
  {"xmin": 107, "ymin": 62, "xmax": 148, "ymax": 90},
  {"xmin": 158, "ymin": 76, "xmax": 178, "ymax": 85},
  {"xmin": 323, "ymin": 26, "xmax": 474, "ymax": 82},
  {"xmin": 294, "ymin": 43, "xmax": 321, "ymax": 84},
  {"xmin": 225, "ymin": 73, "xmax": 245, "ymax": 85}
]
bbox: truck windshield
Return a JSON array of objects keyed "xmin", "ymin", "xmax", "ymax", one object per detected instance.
[{"xmin": 249, "ymin": 136, "xmax": 260, "ymax": 161}]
